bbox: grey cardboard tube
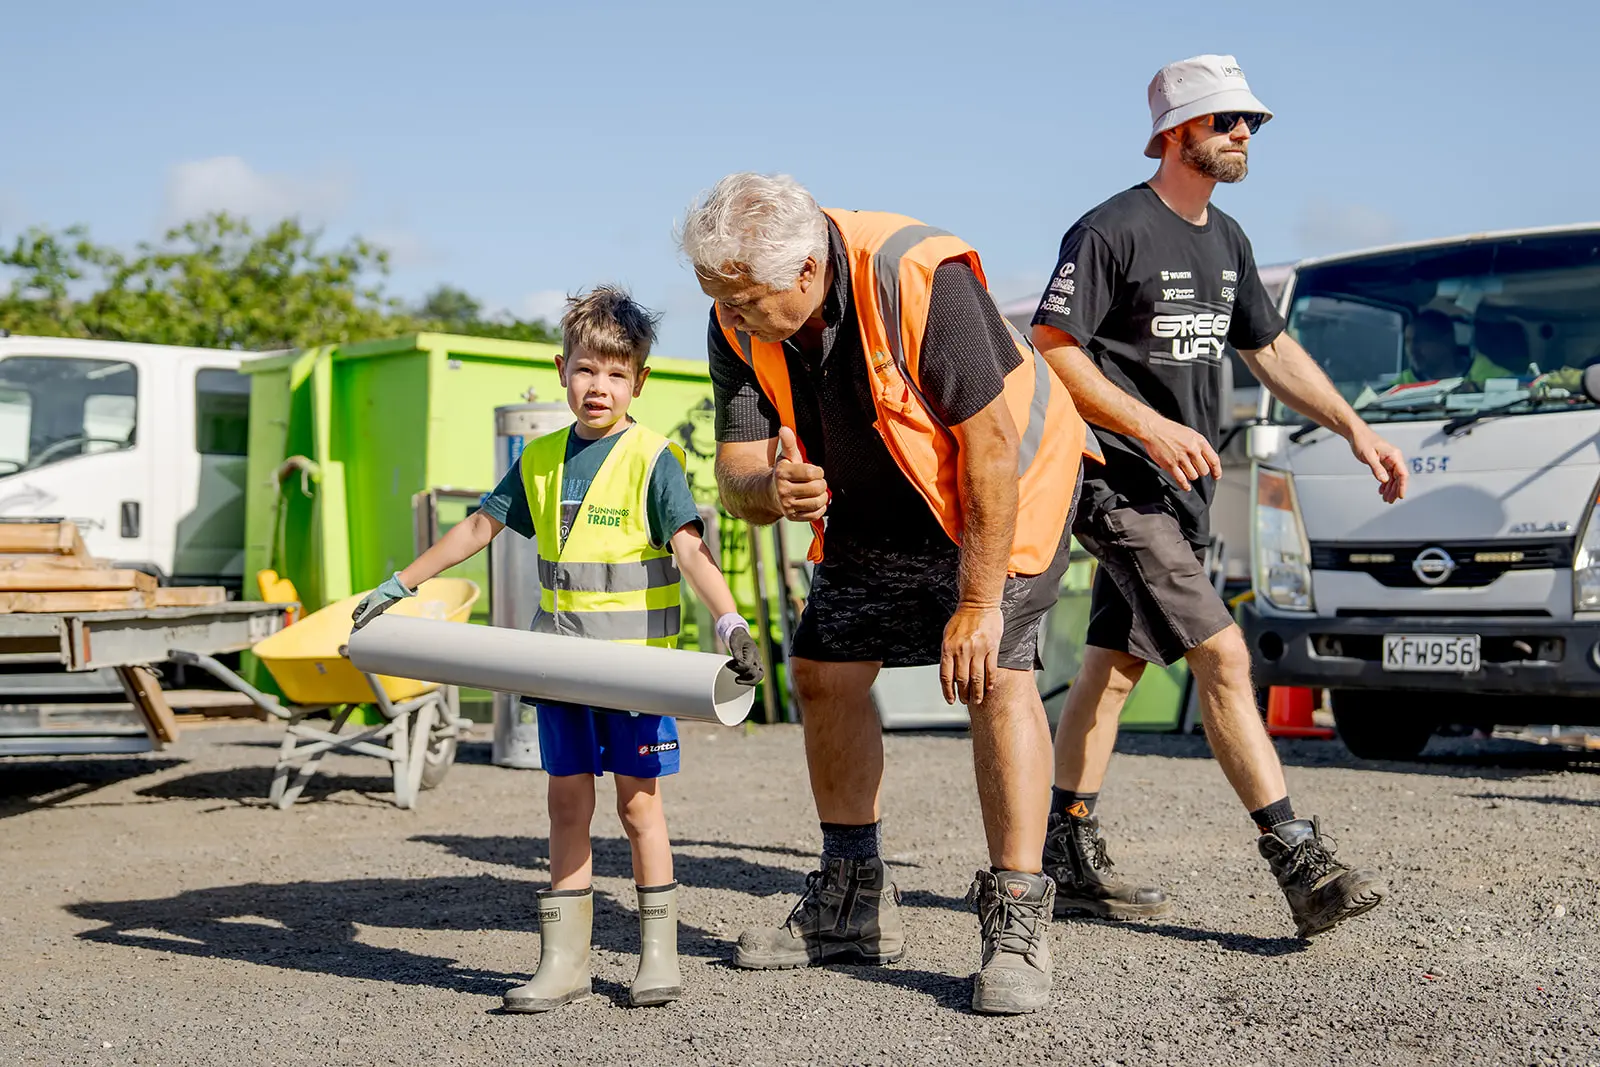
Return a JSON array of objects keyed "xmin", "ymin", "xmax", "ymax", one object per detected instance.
[{"xmin": 346, "ymin": 614, "xmax": 755, "ymax": 726}]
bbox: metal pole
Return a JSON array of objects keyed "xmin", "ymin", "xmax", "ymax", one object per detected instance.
[
  {"xmin": 747, "ymin": 521, "xmax": 780, "ymax": 725},
  {"xmin": 771, "ymin": 522, "xmax": 797, "ymax": 723}
]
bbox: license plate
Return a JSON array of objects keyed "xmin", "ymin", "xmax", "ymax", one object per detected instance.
[{"xmin": 1382, "ymin": 633, "xmax": 1480, "ymax": 673}]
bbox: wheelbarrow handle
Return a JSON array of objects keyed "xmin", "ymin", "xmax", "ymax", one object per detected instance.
[{"xmin": 168, "ymin": 648, "xmax": 291, "ymax": 721}]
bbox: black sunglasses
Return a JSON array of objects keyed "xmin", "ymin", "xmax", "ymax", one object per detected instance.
[{"xmin": 1210, "ymin": 111, "xmax": 1265, "ymax": 135}]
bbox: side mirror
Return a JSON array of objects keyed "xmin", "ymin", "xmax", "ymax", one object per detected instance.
[
  {"xmin": 1583, "ymin": 364, "xmax": 1600, "ymax": 405},
  {"xmin": 1246, "ymin": 423, "xmax": 1289, "ymax": 462}
]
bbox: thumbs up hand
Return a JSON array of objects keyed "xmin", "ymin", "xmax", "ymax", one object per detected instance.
[{"xmin": 772, "ymin": 426, "xmax": 830, "ymax": 522}]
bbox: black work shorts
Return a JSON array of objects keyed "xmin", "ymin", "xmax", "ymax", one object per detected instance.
[
  {"xmin": 1074, "ymin": 498, "xmax": 1236, "ymax": 667},
  {"xmin": 790, "ymin": 481, "xmax": 1080, "ymax": 672}
]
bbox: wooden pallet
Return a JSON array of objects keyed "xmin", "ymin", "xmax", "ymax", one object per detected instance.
[{"xmin": 0, "ymin": 521, "xmax": 229, "ymax": 614}]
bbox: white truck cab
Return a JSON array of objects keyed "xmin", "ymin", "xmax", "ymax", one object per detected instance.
[
  {"xmin": 1240, "ymin": 225, "xmax": 1600, "ymax": 758},
  {"xmin": 0, "ymin": 335, "xmax": 252, "ymax": 589}
]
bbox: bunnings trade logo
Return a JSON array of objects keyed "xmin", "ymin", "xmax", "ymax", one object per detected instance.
[{"xmin": 586, "ymin": 505, "xmax": 630, "ymax": 528}]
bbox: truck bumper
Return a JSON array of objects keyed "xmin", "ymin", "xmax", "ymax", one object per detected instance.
[{"xmin": 1239, "ymin": 602, "xmax": 1600, "ymax": 696}]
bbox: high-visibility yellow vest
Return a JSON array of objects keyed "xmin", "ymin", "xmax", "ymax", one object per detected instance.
[{"xmin": 521, "ymin": 421, "xmax": 685, "ymax": 647}]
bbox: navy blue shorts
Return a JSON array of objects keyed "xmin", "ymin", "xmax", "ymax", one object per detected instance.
[{"xmin": 532, "ymin": 700, "xmax": 681, "ymax": 779}]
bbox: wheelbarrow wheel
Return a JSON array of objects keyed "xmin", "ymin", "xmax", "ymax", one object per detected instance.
[{"xmin": 420, "ymin": 731, "xmax": 457, "ymax": 790}]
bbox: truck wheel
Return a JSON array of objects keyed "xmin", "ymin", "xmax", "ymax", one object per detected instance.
[{"xmin": 1329, "ymin": 690, "xmax": 1436, "ymax": 760}]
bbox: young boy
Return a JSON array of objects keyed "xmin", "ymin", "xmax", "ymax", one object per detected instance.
[{"xmin": 351, "ymin": 285, "xmax": 763, "ymax": 1011}]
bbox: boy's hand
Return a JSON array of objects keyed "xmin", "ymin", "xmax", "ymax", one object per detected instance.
[
  {"xmin": 772, "ymin": 426, "xmax": 829, "ymax": 522},
  {"xmin": 351, "ymin": 573, "xmax": 416, "ymax": 632},
  {"xmin": 725, "ymin": 627, "xmax": 765, "ymax": 687}
]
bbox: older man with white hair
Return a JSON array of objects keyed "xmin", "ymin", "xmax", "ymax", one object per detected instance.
[{"xmin": 679, "ymin": 173, "xmax": 1098, "ymax": 1014}]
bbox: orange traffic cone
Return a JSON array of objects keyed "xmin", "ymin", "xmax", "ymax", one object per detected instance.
[{"xmin": 1266, "ymin": 686, "xmax": 1335, "ymax": 739}]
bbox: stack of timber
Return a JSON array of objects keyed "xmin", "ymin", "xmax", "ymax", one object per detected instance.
[{"xmin": 0, "ymin": 521, "xmax": 228, "ymax": 614}]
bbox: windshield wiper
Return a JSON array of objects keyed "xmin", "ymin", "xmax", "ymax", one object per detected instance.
[{"xmin": 1443, "ymin": 396, "xmax": 1554, "ymax": 436}]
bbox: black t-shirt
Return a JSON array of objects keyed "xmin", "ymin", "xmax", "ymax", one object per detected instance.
[
  {"xmin": 710, "ymin": 218, "xmax": 1021, "ymax": 550},
  {"xmin": 1031, "ymin": 183, "xmax": 1285, "ymax": 545}
]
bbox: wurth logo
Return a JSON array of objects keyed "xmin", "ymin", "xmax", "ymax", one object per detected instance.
[{"xmin": 1151, "ymin": 311, "xmax": 1231, "ymax": 362}]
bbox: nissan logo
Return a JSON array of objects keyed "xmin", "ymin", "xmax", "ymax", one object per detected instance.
[{"xmin": 1412, "ymin": 547, "xmax": 1457, "ymax": 585}]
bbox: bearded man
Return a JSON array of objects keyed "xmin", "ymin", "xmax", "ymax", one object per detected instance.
[{"xmin": 1029, "ymin": 54, "xmax": 1409, "ymax": 939}]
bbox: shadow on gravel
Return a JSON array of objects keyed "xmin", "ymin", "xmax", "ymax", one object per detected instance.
[
  {"xmin": 415, "ymin": 834, "xmax": 972, "ymax": 913},
  {"xmin": 1111, "ymin": 732, "xmax": 1600, "ymax": 780},
  {"xmin": 69, "ymin": 873, "xmax": 729, "ymax": 994},
  {"xmin": 1076, "ymin": 918, "xmax": 1308, "ymax": 957},
  {"xmin": 134, "ymin": 767, "xmax": 396, "ymax": 806},
  {"xmin": 0, "ymin": 758, "xmax": 186, "ymax": 820},
  {"xmin": 417, "ymin": 833, "xmax": 814, "ymax": 901},
  {"xmin": 1464, "ymin": 791, "xmax": 1600, "ymax": 808}
]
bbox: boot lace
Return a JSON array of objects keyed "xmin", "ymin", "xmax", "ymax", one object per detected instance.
[
  {"xmin": 784, "ymin": 869, "xmax": 826, "ymax": 930},
  {"xmin": 966, "ymin": 876, "xmax": 1048, "ymax": 961},
  {"xmin": 1075, "ymin": 820, "xmax": 1115, "ymax": 874},
  {"xmin": 1282, "ymin": 824, "xmax": 1343, "ymax": 885}
]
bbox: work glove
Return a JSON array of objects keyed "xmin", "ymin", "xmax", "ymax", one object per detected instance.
[
  {"xmin": 350, "ymin": 573, "xmax": 416, "ymax": 632},
  {"xmin": 725, "ymin": 627, "xmax": 765, "ymax": 687},
  {"xmin": 715, "ymin": 611, "xmax": 764, "ymax": 687}
]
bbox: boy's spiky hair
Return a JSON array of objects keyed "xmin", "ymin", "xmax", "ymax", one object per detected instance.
[{"xmin": 560, "ymin": 285, "xmax": 662, "ymax": 374}]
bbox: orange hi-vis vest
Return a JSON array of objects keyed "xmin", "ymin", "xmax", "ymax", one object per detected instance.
[{"xmin": 717, "ymin": 208, "xmax": 1100, "ymax": 577}]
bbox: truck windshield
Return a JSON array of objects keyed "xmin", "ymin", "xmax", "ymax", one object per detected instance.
[
  {"xmin": 1274, "ymin": 231, "xmax": 1600, "ymax": 426},
  {"xmin": 0, "ymin": 356, "xmax": 138, "ymax": 477}
]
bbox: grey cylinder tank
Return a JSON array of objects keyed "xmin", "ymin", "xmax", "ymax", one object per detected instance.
[{"xmin": 489, "ymin": 399, "xmax": 573, "ymax": 769}]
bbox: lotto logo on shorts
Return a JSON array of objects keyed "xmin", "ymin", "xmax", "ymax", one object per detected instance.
[{"xmin": 638, "ymin": 741, "xmax": 679, "ymax": 756}]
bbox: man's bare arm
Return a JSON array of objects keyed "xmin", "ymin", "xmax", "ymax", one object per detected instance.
[
  {"xmin": 1237, "ymin": 331, "xmax": 1361, "ymax": 435},
  {"xmin": 1239, "ymin": 331, "xmax": 1409, "ymax": 503},
  {"xmin": 937, "ymin": 393, "xmax": 1019, "ymax": 704},
  {"xmin": 714, "ymin": 438, "xmax": 783, "ymax": 525},
  {"xmin": 1031, "ymin": 322, "xmax": 1220, "ymax": 491},
  {"xmin": 951, "ymin": 396, "xmax": 1018, "ymax": 610}
]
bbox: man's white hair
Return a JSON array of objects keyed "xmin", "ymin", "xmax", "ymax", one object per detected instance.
[{"xmin": 678, "ymin": 173, "xmax": 828, "ymax": 290}]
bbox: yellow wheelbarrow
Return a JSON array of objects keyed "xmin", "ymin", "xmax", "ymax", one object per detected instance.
[{"xmin": 171, "ymin": 578, "xmax": 480, "ymax": 810}]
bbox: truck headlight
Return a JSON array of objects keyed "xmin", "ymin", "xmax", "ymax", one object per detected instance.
[
  {"xmin": 1574, "ymin": 490, "xmax": 1600, "ymax": 611},
  {"xmin": 1253, "ymin": 466, "xmax": 1314, "ymax": 612}
]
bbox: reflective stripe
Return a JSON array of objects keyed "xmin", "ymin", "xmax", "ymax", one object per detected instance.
[
  {"xmin": 873, "ymin": 224, "xmax": 953, "ymax": 424},
  {"xmin": 1016, "ymin": 339, "xmax": 1052, "ymax": 477},
  {"xmin": 538, "ymin": 556, "xmax": 681, "ymax": 594},
  {"xmin": 531, "ymin": 606, "xmax": 682, "ymax": 641}
]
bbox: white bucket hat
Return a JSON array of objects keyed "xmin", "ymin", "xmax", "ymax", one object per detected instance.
[{"xmin": 1144, "ymin": 54, "xmax": 1273, "ymax": 159}]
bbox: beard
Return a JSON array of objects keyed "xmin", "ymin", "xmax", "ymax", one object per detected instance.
[{"xmin": 1181, "ymin": 128, "xmax": 1249, "ymax": 183}]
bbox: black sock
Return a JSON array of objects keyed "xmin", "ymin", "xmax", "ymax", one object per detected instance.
[
  {"xmin": 1051, "ymin": 787, "xmax": 1099, "ymax": 819},
  {"xmin": 820, "ymin": 821, "xmax": 881, "ymax": 861},
  {"xmin": 1250, "ymin": 797, "xmax": 1296, "ymax": 834}
]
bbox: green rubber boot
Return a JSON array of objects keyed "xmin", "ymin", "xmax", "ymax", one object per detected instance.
[
  {"xmin": 503, "ymin": 888, "xmax": 592, "ymax": 1013},
  {"xmin": 629, "ymin": 882, "xmax": 682, "ymax": 1007}
]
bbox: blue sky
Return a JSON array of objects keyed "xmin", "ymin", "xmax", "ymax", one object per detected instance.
[{"xmin": 3, "ymin": 1, "xmax": 1595, "ymax": 359}]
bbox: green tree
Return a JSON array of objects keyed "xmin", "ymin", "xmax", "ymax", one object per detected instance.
[
  {"xmin": 411, "ymin": 283, "xmax": 560, "ymax": 344},
  {"xmin": 0, "ymin": 214, "xmax": 559, "ymax": 350}
]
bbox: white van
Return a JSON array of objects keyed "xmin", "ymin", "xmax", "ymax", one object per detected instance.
[
  {"xmin": 0, "ymin": 335, "xmax": 252, "ymax": 589},
  {"xmin": 1239, "ymin": 225, "xmax": 1600, "ymax": 758}
]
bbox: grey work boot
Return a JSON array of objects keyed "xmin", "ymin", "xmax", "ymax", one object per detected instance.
[
  {"xmin": 1258, "ymin": 818, "xmax": 1389, "ymax": 938},
  {"xmin": 734, "ymin": 856, "xmax": 905, "ymax": 969},
  {"xmin": 629, "ymin": 882, "xmax": 681, "ymax": 1007},
  {"xmin": 967, "ymin": 869, "xmax": 1054, "ymax": 1015},
  {"xmin": 1043, "ymin": 810, "xmax": 1171, "ymax": 920},
  {"xmin": 503, "ymin": 888, "xmax": 592, "ymax": 1013}
]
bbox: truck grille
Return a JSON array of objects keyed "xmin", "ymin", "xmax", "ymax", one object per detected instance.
[{"xmin": 1309, "ymin": 539, "xmax": 1571, "ymax": 589}]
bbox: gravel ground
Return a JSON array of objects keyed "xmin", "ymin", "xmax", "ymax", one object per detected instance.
[{"xmin": 2, "ymin": 720, "xmax": 1598, "ymax": 1066}]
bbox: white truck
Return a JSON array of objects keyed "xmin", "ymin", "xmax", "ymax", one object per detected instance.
[
  {"xmin": 0, "ymin": 334, "xmax": 252, "ymax": 588},
  {"xmin": 1240, "ymin": 224, "xmax": 1600, "ymax": 758}
]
